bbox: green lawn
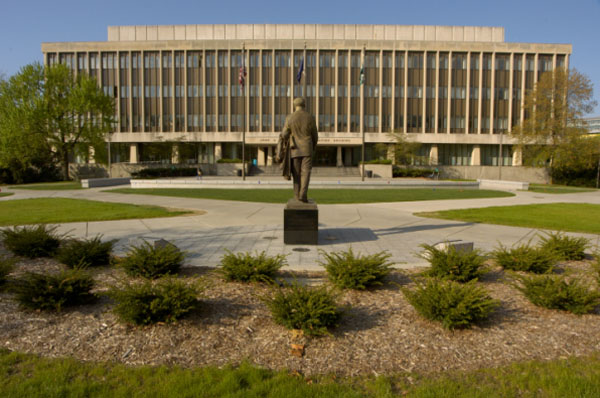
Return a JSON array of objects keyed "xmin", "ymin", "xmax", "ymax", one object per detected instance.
[
  {"xmin": 10, "ymin": 181, "xmax": 83, "ymax": 190},
  {"xmin": 107, "ymin": 188, "xmax": 514, "ymax": 204},
  {"xmin": 528, "ymin": 183, "xmax": 597, "ymax": 194},
  {"xmin": 0, "ymin": 198, "xmax": 189, "ymax": 226},
  {"xmin": 0, "ymin": 193, "xmax": 13, "ymax": 198},
  {"xmin": 2, "ymin": 348, "xmax": 600, "ymax": 397},
  {"xmin": 417, "ymin": 203, "xmax": 600, "ymax": 234}
]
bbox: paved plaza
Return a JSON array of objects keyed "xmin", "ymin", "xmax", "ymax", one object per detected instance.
[{"xmin": 2, "ymin": 179, "xmax": 599, "ymax": 270}]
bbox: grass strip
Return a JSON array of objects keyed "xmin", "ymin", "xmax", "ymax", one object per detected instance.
[
  {"xmin": 10, "ymin": 181, "xmax": 83, "ymax": 190},
  {"xmin": 107, "ymin": 188, "xmax": 513, "ymax": 204},
  {"xmin": 0, "ymin": 193, "xmax": 13, "ymax": 198},
  {"xmin": 416, "ymin": 203, "xmax": 600, "ymax": 234},
  {"xmin": 0, "ymin": 198, "xmax": 189, "ymax": 226},
  {"xmin": 2, "ymin": 349, "xmax": 600, "ymax": 397},
  {"xmin": 528, "ymin": 184, "xmax": 597, "ymax": 194}
]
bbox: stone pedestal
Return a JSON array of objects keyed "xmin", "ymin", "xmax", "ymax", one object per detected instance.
[{"xmin": 284, "ymin": 199, "xmax": 318, "ymax": 245}]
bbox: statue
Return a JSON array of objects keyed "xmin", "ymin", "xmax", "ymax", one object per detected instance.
[{"xmin": 276, "ymin": 97, "xmax": 318, "ymax": 202}]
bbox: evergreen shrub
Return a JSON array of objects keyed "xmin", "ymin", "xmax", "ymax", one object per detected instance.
[
  {"xmin": 56, "ymin": 236, "xmax": 114, "ymax": 268},
  {"xmin": 491, "ymin": 243, "xmax": 556, "ymax": 274},
  {"xmin": 319, "ymin": 248, "xmax": 393, "ymax": 290},
  {"xmin": 13, "ymin": 269, "xmax": 95, "ymax": 311},
  {"xmin": 402, "ymin": 278, "xmax": 499, "ymax": 330},
  {"xmin": 107, "ymin": 277, "xmax": 201, "ymax": 325},
  {"xmin": 538, "ymin": 232, "xmax": 589, "ymax": 261},
  {"xmin": 420, "ymin": 244, "xmax": 486, "ymax": 283},
  {"xmin": 218, "ymin": 250, "xmax": 287, "ymax": 283},
  {"xmin": 262, "ymin": 283, "xmax": 341, "ymax": 336},
  {"xmin": 513, "ymin": 274, "xmax": 600, "ymax": 314},
  {"xmin": 0, "ymin": 257, "xmax": 15, "ymax": 286},
  {"xmin": 119, "ymin": 241, "xmax": 185, "ymax": 279},
  {"xmin": 1, "ymin": 224, "xmax": 62, "ymax": 258}
]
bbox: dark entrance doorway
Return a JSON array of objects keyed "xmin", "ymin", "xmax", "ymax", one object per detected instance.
[{"xmin": 314, "ymin": 146, "xmax": 337, "ymax": 166}]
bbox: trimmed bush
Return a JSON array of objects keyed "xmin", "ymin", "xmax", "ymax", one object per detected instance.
[
  {"xmin": 319, "ymin": 248, "xmax": 393, "ymax": 290},
  {"xmin": 402, "ymin": 278, "xmax": 499, "ymax": 330},
  {"xmin": 262, "ymin": 283, "xmax": 341, "ymax": 336},
  {"xmin": 393, "ymin": 167, "xmax": 435, "ymax": 178},
  {"xmin": 491, "ymin": 243, "xmax": 556, "ymax": 274},
  {"xmin": 1, "ymin": 224, "xmax": 62, "ymax": 258},
  {"xmin": 216, "ymin": 158, "xmax": 243, "ymax": 163},
  {"xmin": 218, "ymin": 250, "xmax": 287, "ymax": 283},
  {"xmin": 420, "ymin": 244, "xmax": 486, "ymax": 283},
  {"xmin": 0, "ymin": 257, "xmax": 15, "ymax": 286},
  {"xmin": 107, "ymin": 277, "xmax": 201, "ymax": 325},
  {"xmin": 538, "ymin": 232, "xmax": 589, "ymax": 261},
  {"xmin": 119, "ymin": 241, "xmax": 185, "ymax": 279},
  {"xmin": 13, "ymin": 269, "xmax": 95, "ymax": 311},
  {"xmin": 513, "ymin": 274, "xmax": 600, "ymax": 314},
  {"xmin": 55, "ymin": 236, "xmax": 114, "ymax": 268},
  {"xmin": 130, "ymin": 167, "xmax": 197, "ymax": 179}
]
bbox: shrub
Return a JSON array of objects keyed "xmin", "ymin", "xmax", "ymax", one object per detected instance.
[
  {"xmin": 319, "ymin": 248, "xmax": 393, "ymax": 290},
  {"xmin": 1, "ymin": 224, "xmax": 62, "ymax": 258},
  {"xmin": 107, "ymin": 277, "xmax": 201, "ymax": 325},
  {"xmin": 216, "ymin": 158, "xmax": 243, "ymax": 163},
  {"xmin": 12, "ymin": 269, "xmax": 95, "ymax": 311},
  {"xmin": 119, "ymin": 241, "xmax": 185, "ymax": 279},
  {"xmin": 420, "ymin": 244, "xmax": 486, "ymax": 283},
  {"xmin": 538, "ymin": 232, "xmax": 589, "ymax": 261},
  {"xmin": 130, "ymin": 167, "xmax": 197, "ymax": 179},
  {"xmin": 491, "ymin": 243, "xmax": 556, "ymax": 274},
  {"xmin": 402, "ymin": 278, "xmax": 499, "ymax": 330},
  {"xmin": 361, "ymin": 159, "xmax": 392, "ymax": 165},
  {"xmin": 393, "ymin": 167, "xmax": 435, "ymax": 178},
  {"xmin": 262, "ymin": 282, "xmax": 341, "ymax": 336},
  {"xmin": 0, "ymin": 257, "xmax": 15, "ymax": 286},
  {"xmin": 55, "ymin": 236, "xmax": 114, "ymax": 268},
  {"xmin": 218, "ymin": 250, "xmax": 287, "ymax": 283},
  {"xmin": 513, "ymin": 274, "xmax": 600, "ymax": 314}
]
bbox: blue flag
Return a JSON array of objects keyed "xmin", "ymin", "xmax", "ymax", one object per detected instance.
[{"xmin": 296, "ymin": 57, "xmax": 304, "ymax": 83}]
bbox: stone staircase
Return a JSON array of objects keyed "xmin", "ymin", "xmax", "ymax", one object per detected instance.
[{"xmin": 250, "ymin": 165, "xmax": 360, "ymax": 177}]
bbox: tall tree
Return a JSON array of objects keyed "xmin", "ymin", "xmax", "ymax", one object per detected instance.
[
  {"xmin": 42, "ymin": 63, "xmax": 115, "ymax": 180},
  {"xmin": 511, "ymin": 67, "xmax": 597, "ymax": 176},
  {"xmin": 0, "ymin": 63, "xmax": 53, "ymax": 181},
  {"xmin": 0, "ymin": 63, "xmax": 114, "ymax": 182}
]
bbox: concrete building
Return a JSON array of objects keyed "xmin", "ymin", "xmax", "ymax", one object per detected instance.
[{"xmin": 41, "ymin": 24, "xmax": 571, "ymax": 176}]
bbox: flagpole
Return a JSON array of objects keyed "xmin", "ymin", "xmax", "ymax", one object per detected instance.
[
  {"xmin": 242, "ymin": 43, "xmax": 246, "ymax": 181},
  {"xmin": 361, "ymin": 45, "xmax": 365, "ymax": 182}
]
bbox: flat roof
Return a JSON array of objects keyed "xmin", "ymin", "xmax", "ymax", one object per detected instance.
[{"xmin": 107, "ymin": 24, "xmax": 506, "ymax": 43}]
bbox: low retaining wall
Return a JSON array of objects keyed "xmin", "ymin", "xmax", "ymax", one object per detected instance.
[
  {"xmin": 81, "ymin": 177, "xmax": 131, "ymax": 188},
  {"xmin": 360, "ymin": 164, "xmax": 393, "ymax": 178},
  {"xmin": 439, "ymin": 165, "xmax": 550, "ymax": 184},
  {"xmin": 478, "ymin": 179, "xmax": 529, "ymax": 191}
]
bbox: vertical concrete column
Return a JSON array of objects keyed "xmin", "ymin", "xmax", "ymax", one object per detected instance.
[
  {"xmin": 171, "ymin": 144, "xmax": 179, "ymax": 164},
  {"xmin": 403, "ymin": 50, "xmax": 408, "ymax": 133},
  {"xmin": 214, "ymin": 143, "xmax": 222, "ymax": 161},
  {"xmin": 447, "ymin": 51, "xmax": 452, "ymax": 134},
  {"xmin": 379, "ymin": 49, "xmax": 383, "ymax": 134},
  {"xmin": 88, "ymin": 147, "xmax": 96, "ymax": 164},
  {"xmin": 477, "ymin": 52, "xmax": 483, "ymax": 134},
  {"xmin": 130, "ymin": 144, "xmax": 139, "ymax": 164},
  {"xmin": 334, "ymin": 49, "xmax": 339, "ymax": 133},
  {"xmin": 490, "ymin": 53, "xmax": 496, "ymax": 134},
  {"xmin": 422, "ymin": 50, "xmax": 426, "ymax": 134},
  {"xmin": 267, "ymin": 146, "xmax": 273, "ymax": 166},
  {"xmin": 465, "ymin": 51, "xmax": 471, "ymax": 134},
  {"xmin": 387, "ymin": 144, "xmax": 396, "ymax": 164},
  {"xmin": 336, "ymin": 146, "xmax": 343, "ymax": 167},
  {"xmin": 429, "ymin": 144, "xmax": 439, "ymax": 166},
  {"xmin": 471, "ymin": 144, "xmax": 481, "ymax": 166},
  {"xmin": 344, "ymin": 147, "xmax": 352, "ymax": 166},
  {"xmin": 391, "ymin": 47, "xmax": 396, "ymax": 132},
  {"xmin": 508, "ymin": 53, "xmax": 514, "ymax": 133},
  {"xmin": 512, "ymin": 147, "xmax": 523, "ymax": 166},
  {"xmin": 257, "ymin": 147, "xmax": 266, "ymax": 166},
  {"xmin": 434, "ymin": 51, "xmax": 439, "ymax": 134}
]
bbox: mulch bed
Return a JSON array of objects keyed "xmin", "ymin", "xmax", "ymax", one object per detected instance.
[{"xmin": 2, "ymin": 243, "xmax": 600, "ymax": 377}]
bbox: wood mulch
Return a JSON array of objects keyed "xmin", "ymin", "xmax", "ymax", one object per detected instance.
[{"xmin": 2, "ymin": 243, "xmax": 600, "ymax": 377}]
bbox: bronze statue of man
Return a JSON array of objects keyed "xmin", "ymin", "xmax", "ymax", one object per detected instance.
[{"xmin": 280, "ymin": 97, "xmax": 318, "ymax": 202}]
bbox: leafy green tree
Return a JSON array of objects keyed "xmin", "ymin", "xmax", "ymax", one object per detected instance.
[
  {"xmin": 42, "ymin": 63, "xmax": 114, "ymax": 180},
  {"xmin": 0, "ymin": 64, "xmax": 53, "ymax": 182},
  {"xmin": 512, "ymin": 68, "xmax": 596, "ymax": 178},
  {"xmin": 0, "ymin": 63, "xmax": 114, "ymax": 181},
  {"xmin": 385, "ymin": 131, "xmax": 424, "ymax": 165}
]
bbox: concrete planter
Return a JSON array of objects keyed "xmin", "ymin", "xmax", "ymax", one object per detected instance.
[{"xmin": 360, "ymin": 164, "xmax": 393, "ymax": 178}]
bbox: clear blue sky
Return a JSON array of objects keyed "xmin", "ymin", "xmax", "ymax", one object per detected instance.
[{"xmin": 1, "ymin": 0, "xmax": 598, "ymax": 115}]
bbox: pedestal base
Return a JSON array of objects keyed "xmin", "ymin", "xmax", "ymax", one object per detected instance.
[{"xmin": 284, "ymin": 199, "xmax": 318, "ymax": 245}]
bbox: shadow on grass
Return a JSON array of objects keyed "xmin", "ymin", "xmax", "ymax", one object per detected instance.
[{"xmin": 373, "ymin": 222, "xmax": 474, "ymax": 237}]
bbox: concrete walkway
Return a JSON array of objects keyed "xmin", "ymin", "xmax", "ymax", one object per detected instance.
[{"xmin": 1, "ymin": 181, "xmax": 599, "ymax": 271}]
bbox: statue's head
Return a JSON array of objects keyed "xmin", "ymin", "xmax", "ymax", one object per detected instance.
[{"xmin": 293, "ymin": 97, "xmax": 306, "ymax": 109}]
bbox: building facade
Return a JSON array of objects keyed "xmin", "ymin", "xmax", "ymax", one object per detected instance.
[{"xmin": 41, "ymin": 24, "xmax": 571, "ymax": 169}]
